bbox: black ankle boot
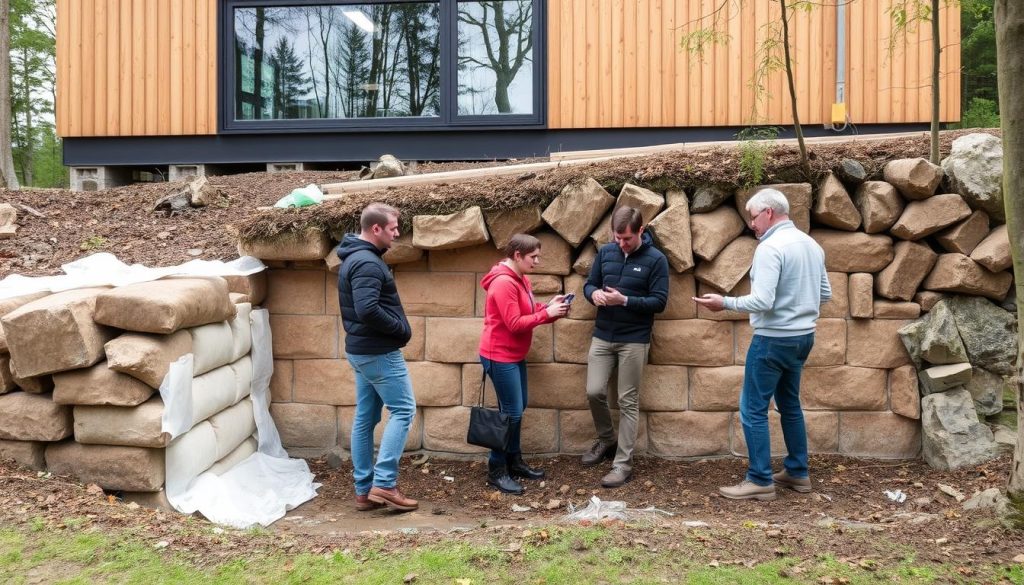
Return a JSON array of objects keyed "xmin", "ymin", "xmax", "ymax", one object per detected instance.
[
  {"xmin": 487, "ymin": 462, "xmax": 524, "ymax": 495},
  {"xmin": 508, "ymin": 453, "xmax": 545, "ymax": 480}
]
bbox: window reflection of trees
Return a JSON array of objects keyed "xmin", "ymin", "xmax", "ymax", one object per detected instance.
[
  {"xmin": 457, "ymin": 0, "xmax": 533, "ymax": 115},
  {"xmin": 234, "ymin": 4, "xmax": 441, "ymax": 120}
]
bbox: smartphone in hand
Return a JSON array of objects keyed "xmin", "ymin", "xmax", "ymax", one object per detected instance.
[{"xmin": 563, "ymin": 292, "xmax": 576, "ymax": 304}]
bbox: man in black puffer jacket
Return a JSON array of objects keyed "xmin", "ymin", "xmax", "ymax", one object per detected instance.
[
  {"xmin": 580, "ymin": 206, "xmax": 669, "ymax": 488},
  {"xmin": 337, "ymin": 202, "xmax": 419, "ymax": 513}
]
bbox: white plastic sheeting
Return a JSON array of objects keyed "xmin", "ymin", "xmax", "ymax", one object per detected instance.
[
  {"xmin": 0, "ymin": 253, "xmax": 266, "ymax": 300},
  {"xmin": 163, "ymin": 309, "xmax": 318, "ymax": 528}
]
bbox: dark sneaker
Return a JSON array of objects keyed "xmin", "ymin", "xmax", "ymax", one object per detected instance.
[
  {"xmin": 719, "ymin": 480, "xmax": 777, "ymax": 501},
  {"xmin": 600, "ymin": 466, "xmax": 632, "ymax": 488},
  {"xmin": 487, "ymin": 465, "xmax": 525, "ymax": 495},
  {"xmin": 368, "ymin": 486, "xmax": 419, "ymax": 512},
  {"xmin": 773, "ymin": 470, "xmax": 812, "ymax": 493},
  {"xmin": 508, "ymin": 454, "xmax": 545, "ymax": 481},
  {"xmin": 581, "ymin": 440, "xmax": 617, "ymax": 466},
  {"xmin": 355, "ymin": 494, "xmax": 386, "ymax": 511}
]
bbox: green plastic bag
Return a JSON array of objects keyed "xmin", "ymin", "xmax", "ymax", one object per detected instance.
[{"xmin": 273, "ymin": 184, "xmax": 324, "ymax": 208}]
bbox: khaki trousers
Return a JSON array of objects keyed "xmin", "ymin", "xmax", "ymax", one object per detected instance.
[{"xmin": 586, "ymin": 337, "xmax": 650, "ymax": 472}]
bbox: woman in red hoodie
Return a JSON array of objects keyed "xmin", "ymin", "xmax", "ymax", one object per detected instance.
[{"xmin": 479, "ymin": 234, "xmax": 571, "ymax": 494}]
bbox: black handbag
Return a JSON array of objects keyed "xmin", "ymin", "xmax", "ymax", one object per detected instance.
[{"xmin": 466, "ymin": 367, "xmax": 513, "ymax": 452}]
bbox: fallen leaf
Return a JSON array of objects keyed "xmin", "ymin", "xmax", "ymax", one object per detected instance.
[
  {"xmin": 403, "ymin": 573, "xmax": 418, "ymax": 583},
  {"xmin": 937, "ymin": 484, "xmax": 965, "ymax": 502},
  {"xmin": 545, "ymin": 499, "xmax": 562, "ymax": 510},
  {"xmin": 511, "ymin": 504, "xmax": 531, "ymax": 513}
]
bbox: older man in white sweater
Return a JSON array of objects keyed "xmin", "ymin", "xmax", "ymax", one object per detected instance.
[{"xmin": 695, "ymin": 189, "xmax": 831, "ymax": 501}]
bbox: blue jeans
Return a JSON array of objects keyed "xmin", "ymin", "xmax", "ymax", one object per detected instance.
[
  {"xmin": 480, "ymin": 357, "xmax": 527, "ymax": 467},
  {"xmin": 346, "ymin": 350, "xmax": 416, "ymax": 495},
  {"xmin": 740, "ymin": 333, "xmax": 815, "ymax": 486}
]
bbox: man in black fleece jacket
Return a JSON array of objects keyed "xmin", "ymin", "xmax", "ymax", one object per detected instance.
[
  {"xmin": 336, "ymin": 203, "xmax": 418, "ymax": 512},
  {"xmin": 581, "ymin": 206, "xmax": 669, "ymax": 488}
]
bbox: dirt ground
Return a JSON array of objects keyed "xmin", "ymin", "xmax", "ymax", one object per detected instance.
[{"xmin": 3, "ymin": 451, "xmax": 1023, "ymax": 570}]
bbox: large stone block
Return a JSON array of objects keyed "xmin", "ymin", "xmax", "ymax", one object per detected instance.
[
  {"xmin": 689, "ymin": 366, "xmax": 744, "ymax": 410},
  {"xmin": 429, "ymin": 244, "xmax": 505, "ymax": 273},
  {"xmin": 0, "ymin": 291, "xmax": 50, "ymax": 352},
  {"xmin": 270, "ymin": 360, "xmax": 293, "ymax": 402},
  {"xmin": 422, "ymin": 406, "xmax": 487, "ymax": 454},
  {"xmin": 553, "ymin": 319, "xmax": 595, "ymax": 364},
  {"xmin": 919, "ymin": 363, "xmax": 973, "ymax": 395},
  {"xmin": 45, "ymin": 442, "xmax": 165, "ymax": 492},
  {"xmin": 73, "ymin": 397, "xmax": 166, "ymax": 448},
  {"xmin": 875, "ymin": 241, "xmax": 938, "ymax": 301},
  {"xmin": 913, "ymin": 291, "xmax": 946, "ymax": 312},
  {"xmin": 731, "ymin": 411, "xmax": 840, "ymax": 456},
  {"xmin": 412, "ymin": 206, "xmax": 490, "ymax": 250},
  {"xmin": 2, "ymin": 287, "xmax": 115, "ymax": 378},
  {"xmin": 530, "ymin": 275, "xmax": 563, "ymax": 295},
  {"xmin": 590, "ymin": 184, "xmax": 667, "ymax": 246},
  {"xmin": 651, "ymin": 320, "xmax": 733, "ymax": 366},
  {"xmin": 0, "ymin": 392, "xmax": 72, "ymax": 441},
  {"xmin": 848, "ymin": 273, "xmax": 873, "ymax": 318},
  {"xmin": 690, "ymin": 205, "xmax": 745, "ymax": 261},
  {"xmin": 223, "ymin": 272, "xmax": 268, "ymax": 306},
  {"xmin": 736, "ymin": 184, "xmax": 812, "ymax": 232},
  {"xmin": 801, "ymin": 367, "xmax": 887, "ymax": 410},
  {"xmin": 293, "ymin": 358, "xmax": 355, "ymax": 405},
  {"xmin": 689, "ymin": 185, "xmax": 728, "ymax": 212},
  {"xmin": 0, "ymin": 355, "xmax": 14, "ymax": 394},
  {"xmin": 532, "ymin": 231, "xmax": 573, "ymax": 276},
  {"xmin": 660, "ymin": 273, "xmax": 698, "ymax": 320},
  {"xmin": 694, "ymin": 236, "xmax": 757, "ymax": 292},
  {"xmin": 945, "ymin": 296, "xmax": 1017, "ymax": 375},
  {"xmin": 461, "ymin": 363, "xmax": 498, "ymax": 407},
  {"xmin": 484, "ymin": 206, "xmax": 544, "ymax": 250},
  {"xmin": 890, "ymin": 194, "xmax": 972, "ymax": 240},
  {"xmin": 922, "ymin": 253, "xmax": 1012, "ymax": 300},
  {"xmin": 270, "ymin": 403, "xmax": 337, "ymax": 449},
  {"xmin": 424, "ymin": 318, "xmax": 483, "ymax": 363},
  {"xmin": 526, "ymin": 323, "xmax": 554, "ymax": 363},
  {"xmin": 811, "ymin": 230, "xmax": 894, "ymax": 273},
  {"xmin": 647, "ymin": 203, "xmax": 695, "ymax": 272},
  {"xmin": 520, "ymin": 408, "xmax": 559, "ymax": 453},
  {"xmin": 873, "ymin": 301, "xmax": 921, "ymax": 319},
  {"xmin": 854, "ymin": 181, "xmax": 904, "ymax": 233},
  {"xmin": 404, "ymin": 316, "xmax": 426, "ymax": 361},
  {"xmin": 819, "ymin": 272, "xmax": 849, "ymax": 319},
  {"xmin": 12, "ymin": 372, "xmax": 52, "ymax": 394},
  {"xmin": 966, "ymin": 367, "xmax": 1005, "ymax": 417},
  {"xmin": 0, "ymin": 439, "xmax": 46, "ymax": 471},
  {"xmin": 104, "ymin": 330, "xmax": 193, "ymax": 389},
  {"xmin": 846, "ymin": 319, "xmax": 912, "ymax": 368},
  {"xmin": 890, "ymin": 365, "xmax": 920, "ymax": 419},
  {"xmin": 564, "ymin": 274, "xmax": 597, "ymax": 320},
  {"xmin": 838, "ymin": 412, "xmax": 921, "ymax": 458},
  {"xmin": 883, "ymin": 158, "xmax": 943, "ymax": 200},
  {"xmin": 382, "ymin": 234, "xmax": 424, "ymax": 265},
  {"xmin": 970, "ymin": 225, "xmax": 1010, "ymax": 272},
  {"xmin": 269, "ymin": 315, "xmax": 339, "ymax": 359},
  {"xmin": 572, "ymin": 242, "xmax": 598, "ymax": 276},
  {"xmin": 921, "ymin": 389, "xmax": 999, "ymax": 470},
  {"xmin": 237, "ymin": 229, "xmax": 333, "ymax": 261},
  {"xmin": 606, "ymin": 364, "xmax": 687, "ymax": 411},
  {"xmin": 52, "ymin": 362, "xmax": 156, "ymax": 406},
  {"xmin": 941, "ymin": 133, "xmax": 1005, "ymax": 221},
  {"xmin": 526, "ymin": 364, "xmax": 589, "ymax": 409},
  {"xmin": 408, "ymin": 362, "xmax": 462, "ymax": 407},
  {"xmin": 805, "ymin": 318, "xmax": 847, "ymax": 367},
  {"xmin": 337, "ymin": 406, "xmax": 423, "ymax": 451},
  {"xmin": 94, "ymin": 278, "xmax": 236, "ymax": 334},
  {"xmin": 935, "ymin": 210, "xmax": 990, "ymax": 255},
  {"xmin": 264, "ymin": 269, "xmax": 326, "ymax": 315},
  {"xmin": 812, "ymin": 173, "xmax": 861, "ymax": 231},
  {"xmin": 542, "ymin": 178, "xmax": 615, "ymax": 247},
  {"xmin": 647, "ymin": 411, "xmax": 731, "ymax": 457},
  {"xmin": 395, "ymin": 272, "xmax": 477, "ymax": 317}
]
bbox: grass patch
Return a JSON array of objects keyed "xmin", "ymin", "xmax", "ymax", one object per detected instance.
[{"xmin": 0, "ymin": 524, "xmax": 1019, "ymax": 584}]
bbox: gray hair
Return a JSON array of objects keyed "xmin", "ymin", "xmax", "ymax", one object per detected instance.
[{"xmin": 745, "ymin": 189, "xmax": 790, "ymax": 216}]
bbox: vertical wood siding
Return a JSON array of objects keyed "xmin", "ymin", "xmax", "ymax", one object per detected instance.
[
  {"xmin": 547, "ymin": 0, "xmax": 961, "ymax": 129},
  {"xmin": 56, "ymin": 0, "xmax": 218, "ymax": 137}
]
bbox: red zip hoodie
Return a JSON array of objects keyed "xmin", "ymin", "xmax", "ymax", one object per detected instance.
[{"xmin": 478, "ymin": 263, "xmax": 554, "ymax": 363}]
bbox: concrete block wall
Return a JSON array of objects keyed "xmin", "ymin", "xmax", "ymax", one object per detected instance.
[{"xmin": 264, "ymin": 256, "xmax": 922, "ymax": 460}]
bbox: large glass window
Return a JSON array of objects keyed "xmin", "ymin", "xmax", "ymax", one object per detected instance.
[
  {"xmin": 457, "ymin": 1, "xmax": 534, "ymax": 116},
  {"xmin": 234, "ymin": 4, "xmax": 442, "ymax": 120},
  {"xmin": 225, "ymin": 0, "xmax": 542, "ymax": 129}
]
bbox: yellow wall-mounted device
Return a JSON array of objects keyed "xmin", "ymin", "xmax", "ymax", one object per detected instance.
[{"xmin": 831, "ymin": 103, "xmax": 847, "ymax": 126}]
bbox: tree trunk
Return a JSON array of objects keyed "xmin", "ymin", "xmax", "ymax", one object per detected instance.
[
  {"xmin": 996, "ymin": 0, "xmax": 1024, "ymax": 496},
  {"xmin": 0, "ymin": 0, "xmax": 21, "ymax": 190},
  {"xmin": 779, "ymin": 0, "xmax": 811, "ymax": 180},
  {"xmin": 930, "ymin": 0, "xmax": 941, "ymax": 164},
  {"xmin": 253, "ymin": 8, "xmax": 265, "ymax": 119},
  {"xmin": 21, "ymin": 46, "xmax": 34, "ymax": 187}
]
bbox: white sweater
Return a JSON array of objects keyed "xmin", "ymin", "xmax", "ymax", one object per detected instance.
[{"xmin": 724, "ymin": 221, "xmax": 831, "ymax": 337}]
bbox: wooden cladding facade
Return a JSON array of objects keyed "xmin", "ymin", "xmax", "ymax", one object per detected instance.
[
  {"xmin": 56, "ymin": 0, "xmax": 959, "ymax": 138},
  {"xmin": 547, "ymin": 0, "xmax": 960, "ymax": 129},
  {"xmin": 56, "ymin": 0, "xmax": 218, "ymax": 137}
]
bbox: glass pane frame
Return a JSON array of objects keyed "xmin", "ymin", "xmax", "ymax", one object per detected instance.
[{"xmin": 219, "ymin": 0, "xmax": 545, "ymax": 133}]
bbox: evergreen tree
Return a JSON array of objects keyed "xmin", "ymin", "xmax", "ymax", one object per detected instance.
[
  {"xmin": 335, "ymin": 22, "xmax": 370, "ymax": 118},
  {"xmin": 270, "ymin": 37, "xmax": 311, "ymax": 118}
]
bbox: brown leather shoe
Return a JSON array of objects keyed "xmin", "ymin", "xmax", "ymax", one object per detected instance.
[
  {"xmin": 368, "ymin": 486, "xmax": 419, "ymax": 512},
  {"xmin": 355, "ymin": 494, "xmax": 386, "ymax": 511},
  {"xmin": 600, "ymin": 466, "xmax": 632, "ymax": 488},
  {"xmin": 581, "ymin": 440, "xmax": 617, "ymax": 466},
  {"xmin": 772, "ymin": 470, "xmax": 812, "ymax": 493},
  {"xmin": 719, "ymin": 480, "xmax": 777, "ymax": 501}
]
